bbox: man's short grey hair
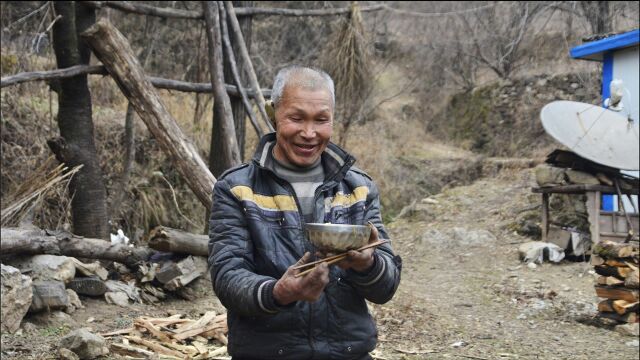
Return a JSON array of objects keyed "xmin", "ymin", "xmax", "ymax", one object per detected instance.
[{"xmin": 271, "ymin": 65, "xmax": 335, "ymax": 108}]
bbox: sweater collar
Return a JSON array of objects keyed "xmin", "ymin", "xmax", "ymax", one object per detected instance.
[{"xmin": 252, "ymin": 132, "xmax": 356, "ymax": 182}]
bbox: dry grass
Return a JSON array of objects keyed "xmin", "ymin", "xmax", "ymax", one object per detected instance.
[{"xmin": 1, "ymin": 62, "xmax": 215, "ymax": 237}]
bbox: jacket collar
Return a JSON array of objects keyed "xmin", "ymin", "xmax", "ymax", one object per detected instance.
[{"xmin": 252, "ymin": 132, "xmax": 356, "ymax": 182}]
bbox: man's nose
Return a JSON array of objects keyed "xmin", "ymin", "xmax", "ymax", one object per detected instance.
[{"xmin": 300, "ymin": 121, "xmax": 316, "ymax": 138}]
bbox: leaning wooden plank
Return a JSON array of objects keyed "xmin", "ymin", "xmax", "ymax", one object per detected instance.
[
  {"xmin": 125, "ymin": 335, "xmax": 186, "ymax": 359},
  {"xmin": 225, "ymin": 1, "xmax": 274, "ymax": 132},
  {"xmin": 81, "ymin": 19, "xmax": 216, "ymax": 207},
  {"xmin": 595, "ymin": 285, "xmax": 640, "ymax": 302},
  {"xmin": 0, "ymin": 227, "xmax": 152, "ymax": 267},
  {"xmin": 149, "ymin": 226, "xmax": 209, "ymax": 256},
  {"xmin": 203, "ymin": 1, "xmax": 241, "ymax": 174}
]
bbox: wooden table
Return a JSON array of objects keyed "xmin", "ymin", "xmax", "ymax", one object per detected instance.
[{"xmin": 532, "ymin": 184, "xmax": 639, "ymax": 244}]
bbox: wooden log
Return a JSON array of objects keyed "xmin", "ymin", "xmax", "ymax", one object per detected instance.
[
  {"xmin": 0, "ymin": 65, "xmax": 273, "ymax": 97},
  {"xmin": 590, "ymin": 254, "xmax": 605, "ymax": 266},
  {"xmin": 597, "ymin": 299, "xmax": 615, "ymax": 313},
  {"xmin": 81, "ymin": 1, "xmax": 384, "ymax": 19},
  {"xmin": 225, "ymin": 1, "xmax": 274, "ymax": 132},
  {"xmin": 0, "ymin": 227, "xmax": 152, "ymax": 267},
  {"xmin": 592, "ymin": 240, "xmax": 638, "ymax": 259},
  {"xmin": 594, "ymin": 265, "xmax": 633, "ymax": 280},
  {"xmin": 604, "ymin": 258, "xmax": 632, "ymax": 267},
  {"xmin": 149, "ymin": 226, "xmax": 209, "ymax": 256},
  {"xmin": 595, "ymin": 285, "xmax": 639, "ymax": 302},
  {"xmin": 626, "ymin": 269, "xmax": 640, "ymax": 289},
  {"xmin": 612, "ymin": 300, "xmax": 639, "ymax": 315},
  {"xmin": 596, "ymin": 276, "xmax": 625, "ymax": 286},
  {"xmin": 203, "ymin": 1, "xmax": 241, "ymax": 177},
  {"xmin": 598, "ymin": 311, "xmax": 638, "ymax": 323},
  {"xmin": 81, "ymin": 19, "xmax": 216, "ymax": 207}
]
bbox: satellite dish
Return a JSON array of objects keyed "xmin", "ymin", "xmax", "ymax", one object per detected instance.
[{"xmin": 540, "ymin": 101, "xmax": 639, "ymax": 171}]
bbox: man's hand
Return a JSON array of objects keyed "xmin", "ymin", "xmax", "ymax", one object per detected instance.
[
  {"xmin": 335, "ymin": 222, "xmax": 378, "ymax": 273},
  {"xmin": 273, "ymin": 252, "xmax": 330, "ymax": 305}
]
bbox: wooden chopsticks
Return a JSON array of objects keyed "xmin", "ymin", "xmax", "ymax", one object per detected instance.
[{"xmin": 293, "ymin": 239, "xmax": 390, "ymax": 278}]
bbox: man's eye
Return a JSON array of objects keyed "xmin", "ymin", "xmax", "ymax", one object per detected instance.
[{"xmin": 290, "ymin": 117, "xmax": 302, "ymax": 121}]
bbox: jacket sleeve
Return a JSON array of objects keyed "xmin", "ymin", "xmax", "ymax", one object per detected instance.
[
  {"xmin": 208, "ymin": 179, "xmax": 288, "ymax": 316},
  {"xmin": 343, "ymin": 180, "xmax": 402, "ymax": 304}
]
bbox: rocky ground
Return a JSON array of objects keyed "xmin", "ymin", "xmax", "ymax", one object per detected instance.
[
  {"xmin": 370, "ymin": 167, "xmax": 639, "ymax": 360},
  {"xmin": 2, "ymin": 156, "xmax": 638, "ymax": 360}
]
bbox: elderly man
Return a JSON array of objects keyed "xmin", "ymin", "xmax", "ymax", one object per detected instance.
[{"xmin": 208, "ymin": 65, "xmax": 402, "ymax": 360}]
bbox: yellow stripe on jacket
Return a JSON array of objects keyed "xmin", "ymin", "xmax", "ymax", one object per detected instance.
[{"xmin": 231, "ymin": 185, "xmax": 298, "ymax": 211}]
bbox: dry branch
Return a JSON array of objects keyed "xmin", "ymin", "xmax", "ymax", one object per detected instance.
[
  {"xmin": 1, "ymin": 65, "xmax": 272, "ymax": 97},
  {"xmin": 83, "ymin": 1, "xmax": 202, "ymax": 19},
  {"xmin": 81, "ymin": 1, "xmax": 384, "ymax": 19},
  {"xmin": 0, "ymin": 64, "xmax": 107, "ymax": 87},
  {"xmin": 0, "ymin": 227, "xmax": 152, "ymax": 266},
  {"xmin": 81, "ymin": 19, "xmax": 216, "ymax": 207}
]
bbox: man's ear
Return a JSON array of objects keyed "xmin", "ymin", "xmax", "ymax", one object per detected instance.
[{"xmin": 265, "ymin": 100, "xmax": 276, "ymax": 129}]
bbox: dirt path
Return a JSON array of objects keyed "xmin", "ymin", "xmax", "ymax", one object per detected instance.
[
  {"xmin": 2, "ymin": 167, "xmax": 638, "ymax": 360},
  {"xmin": 371, "ymin": 168, "xmax": 639, "ymax": 359}
]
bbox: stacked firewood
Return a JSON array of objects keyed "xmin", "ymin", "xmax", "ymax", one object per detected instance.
[
  {"xmin": 103, "ymin": 312, "xmax": 228, "ymax": 359},
  {"xmin": 592, "ymin": 240, "xmax": 640, "ymax": 323}
]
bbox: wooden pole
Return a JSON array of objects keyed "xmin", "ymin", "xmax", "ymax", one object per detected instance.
[
  {"xmin": 81, "ymin": 1, "xmax": 384, "ymax": 19},
  {"xmin": 1, "ymin": 66, "xmax": 272, "ymax": 97},
  {"xmin": 81, "ymin": 19, "xmax": 216, "ymax": 207},
  {"xmin": 203, "ymin": 1, "xmax": 241, "ymax": 178},
  {"xmin": 219, "ymin": 1, "xmax": 264, "ymax": 139},
  {"xmin": 0, "ymin": 227, "xmax": 153, "ymax": 267},
  {"xmin": 225, "ymin": 1, "xmax": 274, "ymax": 132}
]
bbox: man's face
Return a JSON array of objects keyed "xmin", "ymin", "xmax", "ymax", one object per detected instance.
[{"xmin": 273, "ymin": 85, "xmax": 333, "ymax": 167}]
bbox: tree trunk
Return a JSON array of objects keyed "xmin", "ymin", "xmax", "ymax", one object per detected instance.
[
  {"xmin": 223, "ymin": 1, "xmax": 253, "ymax": 160},
  {"xmin": 203, "ymin": 1, "xmax": 241, "ymax": 178},
  {"xmin": 0, "ymin": 227, "xmax": 152, "ymax": 267},
  {"xmin": 149, "ymin": 226, "xmax": 209, "ymax": 256},
  {"xmin": 80, "ymin": 19, "xmax": 216, "ymax": 208},
  {"xmin": 50, "ymin": 2, "xmax": 109, "ymax": 240}
]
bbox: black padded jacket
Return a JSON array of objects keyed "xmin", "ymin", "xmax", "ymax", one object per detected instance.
[{"xmin": 208, "ymin": 133, "xmax": 402, "ymax": 359}]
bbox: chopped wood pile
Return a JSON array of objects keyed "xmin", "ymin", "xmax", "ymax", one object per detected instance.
[
  {"xmin": 103, "ymin": 311, "xmax": 228, "ymax": 359},
  {"xmin": 592, "ymin": 240, "xmax": 640, "ymax": 324}
]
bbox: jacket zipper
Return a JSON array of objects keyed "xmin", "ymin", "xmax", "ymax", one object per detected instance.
[{"xmin": 253, "ymin": 154, "xmax": 355, "ymax": 359}]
